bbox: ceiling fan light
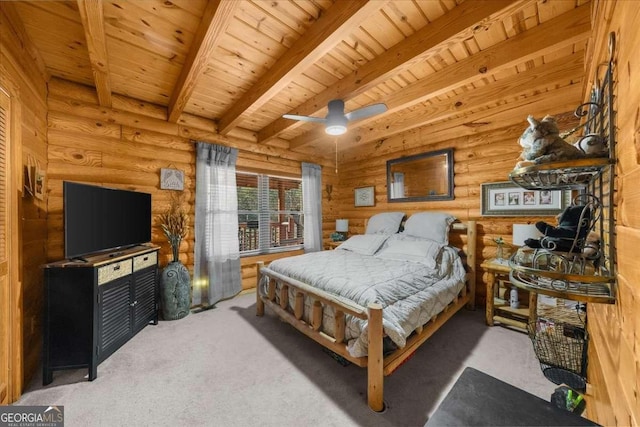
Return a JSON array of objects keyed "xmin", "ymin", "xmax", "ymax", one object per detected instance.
[{"xmin": 325, "ymin": 124, "xmax": 347, "ymax": 135}]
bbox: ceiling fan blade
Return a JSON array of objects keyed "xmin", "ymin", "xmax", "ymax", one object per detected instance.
[
  {"xmin": 345, "ymin": 103, "xmax": 388, "ymax": 122},
  {"xmin": 282, "ymin": 114, "xmax": 326, "ymax": 123}
]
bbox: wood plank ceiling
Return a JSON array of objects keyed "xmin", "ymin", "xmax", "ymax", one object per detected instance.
[{"xmin": 9, "ymin": 0, "xmax": 590, "ymax": 160}]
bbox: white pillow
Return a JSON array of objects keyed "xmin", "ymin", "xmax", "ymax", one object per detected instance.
[
  {"xmin": 335, "ymin": 234, "xmax": 389, "ymax": 256},
  {"xmin": 403, "ymin": 212, "xmax": 456, "ymax": 244},
  {"xmin": 375, "ymin": 239, "xmax": 443, "ymax": 268},
  {"xmin": 365, "ymin": 212, "xmax": 405, "ymax": 235}
]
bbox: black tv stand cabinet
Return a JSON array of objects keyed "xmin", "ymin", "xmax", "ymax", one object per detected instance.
[{"xmin": 43, "ymin": 245, "xmax": 160, "ymax": 385}]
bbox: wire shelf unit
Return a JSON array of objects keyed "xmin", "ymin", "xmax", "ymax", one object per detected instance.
[{"xmin": 507, "ymin": 33, "xmax": 617, "ymax": 305}]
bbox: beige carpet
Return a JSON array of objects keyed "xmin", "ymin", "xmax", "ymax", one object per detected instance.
[{"xmin": 16, "ymin": 292, "xmax": 556, "ymax": 426}]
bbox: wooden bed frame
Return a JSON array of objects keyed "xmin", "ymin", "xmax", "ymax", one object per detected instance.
[{"xmin": 255, "ymin": 220, "xmax": 476, "ymax": 411}]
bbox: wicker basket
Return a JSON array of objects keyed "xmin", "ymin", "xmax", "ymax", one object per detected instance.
[{"xmin": 528, "ymin": 298, "xmax": 588, "ymax": 391}]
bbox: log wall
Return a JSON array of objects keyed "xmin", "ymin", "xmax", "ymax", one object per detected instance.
[
  {"xmin": 584, "ymin": 1, "xmax": 639, "ymax": 424},
  {"xmin": 45, "ymin": 78, "xmax": 336, "ymax": 294},
  {"xmin": 0, "ymin": 2, "xmax": 49, "ymax": 395},
  {"xmin": 336, "ymin": 96, "xmax": 582, "ymax": 307}
]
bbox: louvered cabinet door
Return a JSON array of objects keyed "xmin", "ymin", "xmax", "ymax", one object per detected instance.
[
  {"xmin": 132, "ymin": 266, "xmax": 158, "ymax": 333},
  {"xmin": 0, "ymin": 89, "xmax": 12, "ymax": 404},
  {"xmin": 98, "ymin": 276, "xmax": 133, "ymax": 363},
  {"xmin": 131, "ymin": 251, "xmax": 158, "ymax": 333}
]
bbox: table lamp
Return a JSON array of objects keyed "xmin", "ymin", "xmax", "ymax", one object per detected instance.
[
  {"xmin": 335, "ymin": 219, "xmax": 349, "ymax": 241},
  {"xmin": 513, "ymin": 223, "xmax": 542, "ymax": 247}
]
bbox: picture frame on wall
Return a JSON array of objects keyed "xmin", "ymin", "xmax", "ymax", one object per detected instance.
[
  {"xmin": 34, "ymin": 168, "xmax": 46, "ymax": 200},
  {"xmin": 481, "ymin": 181, "xmax": 570, "ymax": 216},
  {"xmin": 354, "ymin": 186, "xmax": 375, "ymax": 207},
  {"xmin": 160, "ymin": 168, "xmax": 185, "ymax": 190}
]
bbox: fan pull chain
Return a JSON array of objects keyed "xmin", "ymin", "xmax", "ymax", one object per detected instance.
[{"xmin": 335, "ymin": 137, "xmax": 338, "ymax": 174}]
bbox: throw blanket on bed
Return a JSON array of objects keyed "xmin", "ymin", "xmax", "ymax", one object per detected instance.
[{"xmin": 264, "ymin": 246, "xmax": 466, "ymax": 357}]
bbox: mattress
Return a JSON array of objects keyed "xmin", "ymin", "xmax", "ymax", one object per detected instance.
[{"xmin": 262, "ymin": 246, "xmax": 466, "ymax": 357}]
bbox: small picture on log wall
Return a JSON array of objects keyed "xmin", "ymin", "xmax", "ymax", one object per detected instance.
[
  {"xmin": 34, "ymin": 168, "xmax": 45, "ymax": 200},
  {"xmin": 481, "ymin": 181, "xmax": 569, "ymax": 216},
  {"xmin": 24, "ymin": 154, "xmax": 45, "ymax": 200},
  {"xmin": 354, "ymin": 186, "xmax": 375, "ymax": 207},
  {"xmin": 160, "ymin": 168, "xmax": 184, "ymax": 190}
]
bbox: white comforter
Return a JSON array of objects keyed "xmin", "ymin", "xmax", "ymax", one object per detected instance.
[{"xmin": 263, "ymin": 246, "xmax": 466, "ymax": 357}]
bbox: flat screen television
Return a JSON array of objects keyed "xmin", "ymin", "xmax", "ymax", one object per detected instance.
[{"xmin": 64, "ymin": 181, "xmax": 152, "ymax": 260}]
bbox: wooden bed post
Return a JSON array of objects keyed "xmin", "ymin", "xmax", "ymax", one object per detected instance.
[
  {"xmin": 256, "ymin": 261, "xmax": 264, "ymax": 316},
  {"xmin": 367, "ymin": 303, "xmax": 384, "ymax": 412},
  {"xmin": 466, "ymin": 220, "xmax": 477, "ymax": 310}
]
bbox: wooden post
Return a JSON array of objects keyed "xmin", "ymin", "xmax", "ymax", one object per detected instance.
[
  {"xmin": 312, "ymin": 300, "xmax": 322, "ymax": 331},
  {"xmin": 268, "ymin": 279, "xmax": 276, "ymax": 301},
  {"xmin": 334, "ymin": 310, "xmax": 345, "ymax": 343},
  {"xmin": 294, "ymin": 292, "xmax": 304, "ymax": 320},
  {"xmin": 367, "ymin": 303, "xmax": 384, "ymax": 412},
  {"xmin": 485, "ymin": 270, "xmax": 496, "ymax": 326},
  {"xmin": 466, "ymin": 220, "xmax": 477, "ymax": 310},
  {"xmin": 279, "ymin": 284, "xmax": 289, "ymax": 309},
  {"xmin": 256, "ymin": 261, "xmax": 264, "ymax": 316}
]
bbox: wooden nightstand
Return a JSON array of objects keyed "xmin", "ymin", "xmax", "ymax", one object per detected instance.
[
  {"xmin": 326, "ymin": 241, "xmax": 342, "ymax": 250},
  {"xmin": 481, "ymin": 258, "xmax": 537, "ymax": 332}
]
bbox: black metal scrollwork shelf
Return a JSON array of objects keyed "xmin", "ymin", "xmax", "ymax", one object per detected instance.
[
  {"xmin": 508, "ymin": 158, "xmax": 612, "ymax": 191},
  {"xmin": 507, "ymin": 33, "xmax": 617, "ymax": 304},
  {"xmin": 509, "ymin": 254, "xmax": 615, "ymax": 304}
]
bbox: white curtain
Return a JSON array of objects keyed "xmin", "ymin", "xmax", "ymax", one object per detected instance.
[
  {"xmin": 302, "ymin": 162, "xmax": 322, "ymax": 252},
  {"xmin": 194, "ymin": 142, "xmax": 241, "ymax": 307}
]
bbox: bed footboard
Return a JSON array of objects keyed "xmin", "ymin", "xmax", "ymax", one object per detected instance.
[
  {"xmin": 255, "ymin": 219, "xmax": 476, "ymax": 412},
  {"xmin": 256, "ymin": 261, "xmax": 386, "ymax": 411}
]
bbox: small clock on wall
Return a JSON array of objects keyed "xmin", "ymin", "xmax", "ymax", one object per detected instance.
[{"xmin": 354, "ymin": 186, "xmax": 375, "ymax": 207}]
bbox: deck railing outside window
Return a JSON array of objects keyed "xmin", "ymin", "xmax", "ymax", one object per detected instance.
[{"xmin": 238, "ymin": 220, "xmax": 303, "ymax": 252}]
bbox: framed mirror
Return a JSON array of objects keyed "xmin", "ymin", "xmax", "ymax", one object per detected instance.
[{"xmin": 387, "ymin": 148, "xmax": 454, "ymax": 202}]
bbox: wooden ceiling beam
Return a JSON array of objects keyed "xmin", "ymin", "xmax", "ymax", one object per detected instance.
[
  {"xmin": 288, "ymin": 3, "xmax": 591, "ymax": 151},
  {"xmin": 339, "ymin": 83, "xmax": 583, "ymax": 165},
  {"xmin": 340, "ymin": 51, "xmax": 586, "ymax": 148},
  {"xmin": 216, "ymin": 0, "xmax": 382, "ymax": 135},
  {"xmin": 77, "ymin": 0, "xmax": 112, "ymax": 108},
  {"xmin": 167, "ymin": 0, "xmax": 238, "ymax": 123},
  {"xmin": 258, "ymin": 0, "xmax": 521, "ymax": 145}
]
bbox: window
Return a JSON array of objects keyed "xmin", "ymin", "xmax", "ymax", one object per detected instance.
[{"xmin": 237, "ymin": 172, "xmax": 303, "ymax": 255}]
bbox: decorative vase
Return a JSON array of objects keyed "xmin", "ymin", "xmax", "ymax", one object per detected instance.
[{"xmin": 159, "ymin": 261, "xmax": 191, "ymax": 320}]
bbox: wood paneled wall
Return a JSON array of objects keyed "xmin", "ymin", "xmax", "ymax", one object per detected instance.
[
  {"xmin": 0, "ymin": 2, "xmax": 48, "ymax": 397},
  {"xmin": 336, "ymin": 103, "xmax": 582, "ymax": 307},
  {"xmin": 585, "ymin": 1, "xmax": 639, "ymax": 424},
  {"xmin": 45, "ymin": 78, "xmax": 336, "ymax": 294}
]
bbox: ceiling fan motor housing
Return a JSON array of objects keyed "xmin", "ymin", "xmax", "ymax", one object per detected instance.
[{"xmin": 325, "ymin": 99, "xmax": 348, "ymax": 135}]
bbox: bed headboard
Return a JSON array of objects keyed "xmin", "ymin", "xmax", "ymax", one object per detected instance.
[
  {"xmin": 360, "ymin": 215, "xmax": 476, "ymax": 309},
  {"xmin": 451, "ymin": 220, "xmax": 477, "ymax": 309}
]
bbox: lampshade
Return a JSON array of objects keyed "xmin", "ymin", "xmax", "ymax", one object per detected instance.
[
  {"xmin": 336, "ymin": 219, "xmax": 349, "ymax": 232},
  {"xmin": 513, "ymin": 224, "xmax": 541, "ymax": 246}
]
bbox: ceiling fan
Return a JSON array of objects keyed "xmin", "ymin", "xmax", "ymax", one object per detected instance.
[{"xmin": 282, "ymin": 99, "xmax": 388, "ymax": 136}]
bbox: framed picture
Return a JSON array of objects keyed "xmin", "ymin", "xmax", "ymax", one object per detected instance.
[
  {"xmin": 24, "ymin": 154, "xmax": 45, "ymax": 200},
  {"xmin": 160, "ymin": 168, "xmax": 185, "ymax": 190},
  {"xmin": 481, "ymin": 181, "xmax": 570, "ymax": 216},
  {"xmin": 354, "ymin": 186, "xmax": 375, "ymax": 207},
  {"xmin": 34, "ymin": 168, "xmax": 46, "ymax": 200}
]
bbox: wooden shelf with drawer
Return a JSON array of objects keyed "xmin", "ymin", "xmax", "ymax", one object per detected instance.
[
  {"xmin": 482, "ymin": 258, "xmax": 537, "ymax": 332},
  {"xmin": 325, "ymin": 241, "xmax": 342, "ymax": 250}
]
